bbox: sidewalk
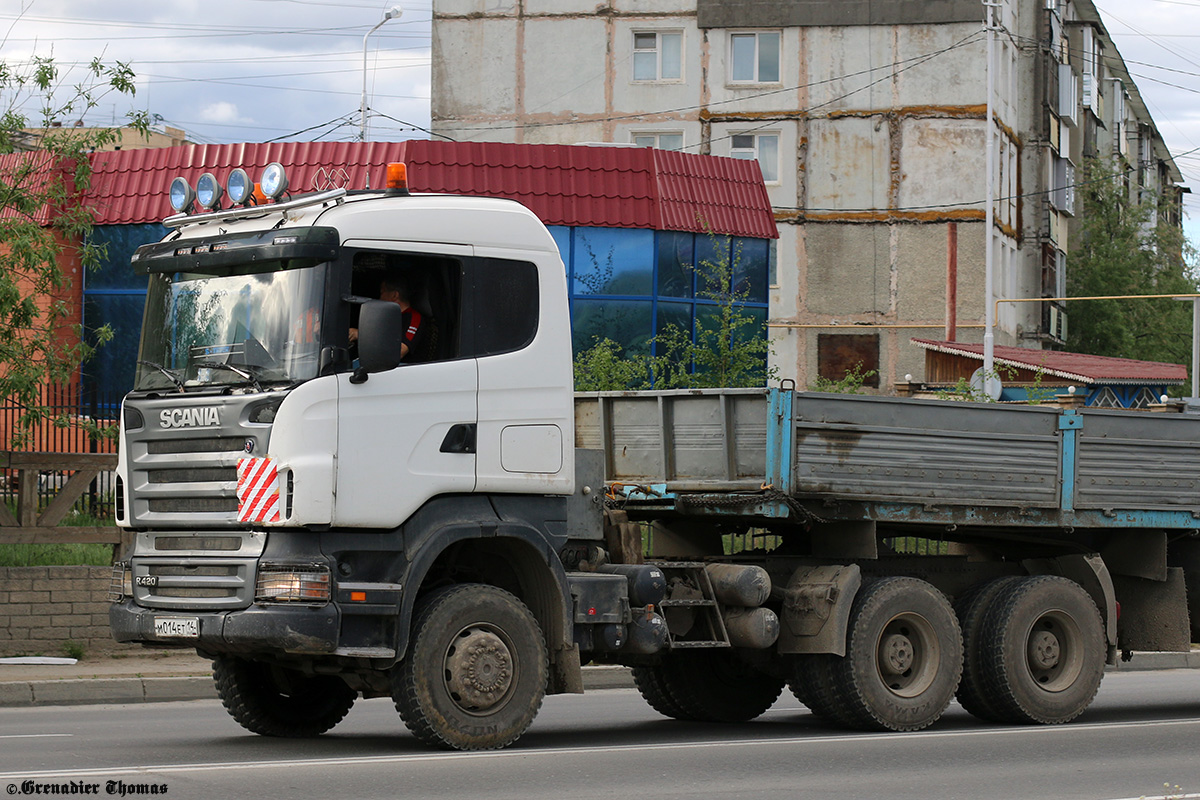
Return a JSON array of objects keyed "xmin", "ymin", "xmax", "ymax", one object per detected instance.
[
  {"xmin": 0, "ymin": 649, "xmax": 635, "ymax": 707},
  {"xmin": 1, "ymin": 648, "xmax": 1196, "ymax": 708}
]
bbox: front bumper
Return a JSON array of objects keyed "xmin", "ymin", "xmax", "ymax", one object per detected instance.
[{"xmin": 109, "ymin": 599, "xmax": 339, "ymax": 655}]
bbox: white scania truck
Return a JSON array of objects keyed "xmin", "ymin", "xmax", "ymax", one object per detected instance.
[{"xmin": 110, "ymin": 163, "xmax": 1200, "ymax": 750}]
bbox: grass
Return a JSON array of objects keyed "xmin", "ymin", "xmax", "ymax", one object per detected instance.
[
  {"xmin": 0, "ymin": 542, "xmax": 115, "ymax": 567},
  {"xmin": 0, "ymin": 501, "xmax": 116, "ymax": 567}
]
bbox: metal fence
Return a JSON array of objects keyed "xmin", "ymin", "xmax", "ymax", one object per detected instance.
[{"xmin": 0, "ymin": 383, "xmax": 122, "ymax": 521}]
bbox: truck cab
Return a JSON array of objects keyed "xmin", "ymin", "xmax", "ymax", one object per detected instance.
[{"xmin": 110, "ymin": 165, "xmax": 590, "ymax": 749}]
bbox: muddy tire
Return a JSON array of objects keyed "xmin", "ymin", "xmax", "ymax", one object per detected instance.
[
  {"xmin": 788, "ymin": 654, "xmax": 860, "ymax": 728},
  {"xmin": 213, "ymin": 655, "xmax": 356, "ymax": 737},
  {"xmin": 632, "ymin": 664, "xmax": 695, "ymax": 720},
  {"xmin": 391, "ymin": 584, "xmax": 547, "ymax": 750},
  {"xmin": 829, "ymin": 577, "xmax": 963, "ymax": 732},
  {"xmin": 655, "ymin": 651, "xmax": 784, "ymax": 723},
  {"xmin": 954, "ymin": 576, "xmax": 1022, "ymax": 722},
  {"xmin": 977, "ymin": 576, "xmax": 1105, "ymax": 724}
]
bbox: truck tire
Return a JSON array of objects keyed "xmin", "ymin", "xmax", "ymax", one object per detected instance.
[
  {"xmin": 977, "ymin": 575, "xmax": 1105, "ymax": 724},
  {"xmin": 954, "ymin": 576, "xmax": 1021, "ymax": 722},
  {"xmin": 648, "ymin": 651, "xmax": 784, "ymax": 723},
  {"xmin": 212, "ymin": 655, "xmax": 356, "ymax": 738},
  {"xmin": 788, "ymin": 653, "xmax": 860, "ymax": 728},
  {"xmin": 631, "ymin": 664, "xmax": 695, "ymax": 721},
  {"xmin": 829, "ymin": 577, "xmax": 963, "ymax": 732},
  {"xmin": 391, "ymin": 584, "xmax": 548, "ymax": 750}
]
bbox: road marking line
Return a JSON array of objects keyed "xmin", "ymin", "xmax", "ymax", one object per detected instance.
[
  {"xmin": 1105, "ymin": 795, "xmax": 1200, "ymax": 800},
  {"xmin": 2, "ymin": 716, "xmax": 1200, "ymax": 779},
  {"xmin": 0, "ymin": 734, "xmax": 72, "ymax": 740}
]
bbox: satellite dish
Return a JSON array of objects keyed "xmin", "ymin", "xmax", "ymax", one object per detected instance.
[{"xmin": 969, "ymin": 367, "xmax": 1003, "ymax": 401}]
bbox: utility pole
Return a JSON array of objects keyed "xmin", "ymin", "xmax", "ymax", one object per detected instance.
[
  {"xmin": 983, "ymin": 0, "xmax": 1000, "ymax": 399},
  {"xmin": 361, "ymin": 6, "xmax": 403, "ymax": 142}
]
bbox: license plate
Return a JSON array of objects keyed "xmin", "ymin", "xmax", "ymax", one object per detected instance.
[{"xmin": 154, "ymin": 617, "xmax": 199, "ymax": 639}]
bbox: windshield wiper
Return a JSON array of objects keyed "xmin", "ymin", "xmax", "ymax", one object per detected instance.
[
  {"xmin": 137, "ymin": 360, "xmax": 185, "ymax": 391},
  {"xmin": 193, "ymin": 361, "xmax": 263, "ymax": 393}
]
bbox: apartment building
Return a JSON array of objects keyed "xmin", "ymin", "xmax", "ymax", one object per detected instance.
[{"xmin": 430, "ymin": 0, "xmax": 1184, "ymax": 387}]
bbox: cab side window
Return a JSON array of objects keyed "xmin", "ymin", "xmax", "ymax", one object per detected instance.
[{"xmin": 460, "ymin": 258, "xmax": 539, "ymax": 357}]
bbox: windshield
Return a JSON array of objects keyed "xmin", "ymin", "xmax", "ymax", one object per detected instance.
[{"xmin": 135, "ymin": 262, "xmax": 327, "ymax": 391}]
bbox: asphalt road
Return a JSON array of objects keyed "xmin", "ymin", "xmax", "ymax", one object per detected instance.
[{"xmin": 1, "ymin": 670, "xmax": 1199, "ymax": 800}]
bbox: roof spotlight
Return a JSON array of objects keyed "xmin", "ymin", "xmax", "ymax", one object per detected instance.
[
  {"xmin": 196, "ymin": 173, "xmax": 223, "ymax": 210},
  {"xmin": 260, "ymin": 162, "xmax": 289, "ymax": 201},
  {"xmin": 227, "ymin": 168, "xmax": 252, "ymax": 205},
  {"xmin": 169, "ymin": 177, "xmax": 195, "ymax": 214}
]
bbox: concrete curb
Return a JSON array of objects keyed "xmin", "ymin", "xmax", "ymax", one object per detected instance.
[
  {"xmin": 3, "ymin": 651, "xmax": 1198, "ymax": 708},
  {"xmin": 0, "ymin": 667, "xmax": 636, "ymax": 708}
]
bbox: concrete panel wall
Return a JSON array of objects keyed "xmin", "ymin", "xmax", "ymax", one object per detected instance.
[
  {"xmin": 897, "ymin": 118, "xmax": 985, "ymax": 210},
  {"xmin": 615, "ymin": 0, "xmax": 698, "ymax": 12},
  {"xmin": 803, "ymin": 224, "xmax": 892, "ymax": 316},
  {"xmin": 523, "ymin": 18, "xmax": 609, "ymax": 115},
  {"xmin": 805, "ymin": 23, "xmax": 982, "ymax": 112},
  {"xmin": 807, "ymin": 117, "xmax": 891, "ymax": 210},
  {"xmin": 436, "ymin": 0, "xmax": 517, "ymax": 14},
  {"xmin": 432, "ymin": 18, "xmax": 519, "ymax": 119},
  {"xmin": 525, "ymin": 0, "xmax": 603, "ymax": 14}
]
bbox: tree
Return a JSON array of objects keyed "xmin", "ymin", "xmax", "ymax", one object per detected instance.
[
  {"xmin": 1066, "ymin": 157, "xmax": 1198, "ymax": 367},
  {"xmin": 0, "ymin": 56, "xmax": 148, "ymax": 443}
]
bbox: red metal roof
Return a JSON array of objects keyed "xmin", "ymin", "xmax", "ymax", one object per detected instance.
[
  {"xmin": 85, "ymin": 140, "xmax": 778, "ymax": 238},
  {"xmin": 0, "ymin": 151, "xmax": 68, "ymax": 225},
  {"xmin": 911, "ymin": 339, "xmax": 1188, "ymax": 385}
]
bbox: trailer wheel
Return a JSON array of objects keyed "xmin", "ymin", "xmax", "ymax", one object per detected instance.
[
  {"xmin": 213, "ymin": 655, "xmax": 356, "ymax": 737},
  {"xmin": 954, "ymin": 576, "xmax": 1022, "ymax": 722},
  {"xmin": 652, "ymin": 651, "xmax": 784, "ymax": 722},
  {"xmin": 977, "ymin": 576, "xmax": 1105, "ymax": 724},
  {"xmin": 830, "ymin": 577, "xmax": 963, "ymax": 732},
  {"xmin": 632, "ymin": 664, "xmax": 695, "ymax": 721},
  {"xmin": 391, "ymin": 584, "xmax": 547, "ymax": 750}
]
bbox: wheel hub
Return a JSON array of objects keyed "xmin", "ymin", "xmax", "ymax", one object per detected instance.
[
  {"xmin": 445, "ymin": 627, "xmax": 513, "ymax": 711},
  {"xmin": 880, "ymin": 633, "xmax": 915, "ymax": 676},
  {"xmin": 1028, "ymin": 629, "xmax": 1061, "ymax": 670}
]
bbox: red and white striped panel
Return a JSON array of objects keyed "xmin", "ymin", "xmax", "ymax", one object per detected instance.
[{"xmin": 236, "ymin": 458, "xmax": 281, "ymax": 523}]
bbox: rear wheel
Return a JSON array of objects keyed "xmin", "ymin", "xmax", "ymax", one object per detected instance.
[
  {"xmin": 977, "ymin": 576, "xmax": 1105, "ymax": 724},
  {"xmin": 788, "ymin": 653, "xmax": 860, "ymax": 728},
  {"xmin": 829, "ymin": 577, "xmax": 963, "ymax": 732},
  {"xmin": 391, "ymin": 584, "xmax": 548, "ymax": 751},
  {"xmin": 632, "ymin": 664, "xmax": 694, "ymax": 720},
  {"xmin": 213, "ymin": 655, "xmax": 356, "ymax": 738},
  {"xmin": 648, "ymin": 651, "xmax": 784, "ymax": 723},
  {"xmin": 954, "ymin": 576, "xmax": 1021, "ymax": 722}
]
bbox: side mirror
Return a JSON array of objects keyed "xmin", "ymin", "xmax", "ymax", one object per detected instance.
[{"xmin": 353, "ymin": 300, "xmax": 404, "ymax": 381}]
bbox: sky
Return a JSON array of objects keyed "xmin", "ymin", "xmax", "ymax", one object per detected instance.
[{"xmin": 3, "ymin": 0, "xmax": 1200, "ymax": 240}]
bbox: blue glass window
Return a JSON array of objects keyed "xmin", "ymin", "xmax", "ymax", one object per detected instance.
[
  {"xmin": 572, "ymin": 228, "xmax": 654, "ymax": 296},
  {"xmin": 657, "ymin": 231, "xmax": 694, "ymax": 298},
  {"xmin": 571, "ymin": 298, "xmax": 654, "ymax": 357}
]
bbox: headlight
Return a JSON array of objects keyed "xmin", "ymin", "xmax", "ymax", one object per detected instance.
[
  {"xmin": 169, "ymin": 177, "xmax": 195, "ymax": 213},
  {"xmin": 108, "ymin": 561, "xmax": 132, "ymax": 602},
  {"xmin": 256, "ymin": 563, "xmax": 330, "ymax": 605}
]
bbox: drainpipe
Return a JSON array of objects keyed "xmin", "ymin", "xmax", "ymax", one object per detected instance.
[{"xmin": 946, "ymin": 221, "xmax": 958, "ymax": 342}]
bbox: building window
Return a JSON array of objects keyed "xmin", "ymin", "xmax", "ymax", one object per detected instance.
[
  {"xmin": 633, "ymin": 132, "xmax": 684, "ymax": 151},
  {"xmin": 730, "ymin": 32, "xmax": 780, "ymax": 83},
  {"xmin": 817, "ymin": 334, "xmax": 880, "ymax": 388},
  {"xmin": 1091, "ymin": 387, "xmax": 1120, "ymax": 408},
  {"xmin": 730, "ymin": 132, "xmax": 779, "ymax": 183},
  {"xmin": 633, "ymin": 31, "xmax": 682, "ymax": 82}
]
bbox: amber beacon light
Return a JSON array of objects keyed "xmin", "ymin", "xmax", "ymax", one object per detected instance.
[{"xmin": 385, "ymin": 162, "xmax": 410, "ymax": 195}]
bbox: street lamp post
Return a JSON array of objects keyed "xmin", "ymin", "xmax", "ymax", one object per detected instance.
[{"xmin": 361, "ymin": 5, "xmax": 403, "ymax": 142}]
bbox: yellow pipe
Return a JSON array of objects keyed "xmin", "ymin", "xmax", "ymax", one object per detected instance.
[{"xmin": 768, "ymin": 322, "xmax": 986, "ymax": 329}]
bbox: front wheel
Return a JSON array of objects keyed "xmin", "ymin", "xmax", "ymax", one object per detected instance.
[
  {"xmin": 213, "ymin": 655, "xmax": 356, "ymax": 737},
  {"xmin": 391, "ymin": 584, "xmax": 548, "ymax": 751}
]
